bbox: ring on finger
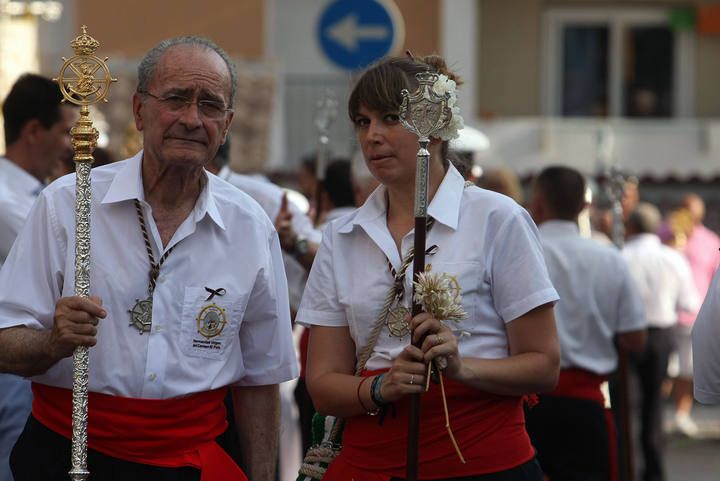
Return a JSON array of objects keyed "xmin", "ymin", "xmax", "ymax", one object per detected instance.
[
  {"xmin": 435, "ymin": 334, "xmax": 444, "ymax": 345},
  {"xmin": 409, "ymin": 374, "xmax": 415, "ymax": 385}
]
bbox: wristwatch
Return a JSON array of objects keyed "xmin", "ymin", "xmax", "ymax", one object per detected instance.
[{"xmin": 292, "ymin": 235, "xmax": 309, "ymax": 257}]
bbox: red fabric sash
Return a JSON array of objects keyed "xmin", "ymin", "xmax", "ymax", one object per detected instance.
[
  {"xmin": 31, "ymin": 383, "xmax": 247, "ymax": 481},
  {"xmin": 548, "ymin": 369, "xmax": 618, "ymax": 481},
  {"xmin": 323, "ymin": 370, "xmax": 535, "ymax": 481}
]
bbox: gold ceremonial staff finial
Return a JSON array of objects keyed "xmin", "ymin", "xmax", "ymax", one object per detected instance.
[
  {"xmin": 54, "ymin": 25, "xmax": 116, "ymax": 481},
  {"xmin": 54, "ymin": 25, "xmax": 117, "ymax": 163}
]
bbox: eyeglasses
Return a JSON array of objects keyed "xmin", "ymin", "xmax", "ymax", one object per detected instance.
[{"xmin": 140, "ymin": 90, "xmax": 232, "ymax": 119}]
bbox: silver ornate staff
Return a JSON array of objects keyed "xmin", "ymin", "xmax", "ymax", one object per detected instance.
[
  {"xmin": 597, "ymin": 126, "xmax": 634, "ymax": 481},
  {"xmin": 399, "ymin": 71, "xmax": 453, "ymax": 481},
  {"xmin": 54, "ymin": 26, "xmax": 116, "ymax": 481},
  {"xmin": 312, "ymin": 90, "xmax": 338, "ymax": 226},
  {"xmin": 603, "ymin": 166, "xmax": 636, "ymax": 481}
]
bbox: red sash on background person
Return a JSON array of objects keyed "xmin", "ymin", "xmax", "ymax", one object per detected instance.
[
  {"xmin": 323, "ymin": 369, "xmax": 535, "ymax": 481},
  {"xmin": 550, "ymin": 369, "xmax": 619, "ymax": 481},
  {"xmin": 31, "ymin": 383, "xmax": 247, "ymax": 481}
]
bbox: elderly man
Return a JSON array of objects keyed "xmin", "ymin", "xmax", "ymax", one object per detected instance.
[
  {"xmin": 0, "ymin": 37, "xmax": 297, "ymax": 481},
  {"xmin": 526, "ymin": 166, "xmax": 646, "ymax": 481},
  {"xmin": 0, "ymin": 73, "xmax": 75, "ymax": 481}
]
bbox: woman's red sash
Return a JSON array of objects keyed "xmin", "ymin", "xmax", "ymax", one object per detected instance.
[
  {"xmin": 323, "ymin": 370, "xmax": 535, "ymax": 481},
  {"xmin": 31, "ymin": 382, "xmax": 247, "ymax": 481}
]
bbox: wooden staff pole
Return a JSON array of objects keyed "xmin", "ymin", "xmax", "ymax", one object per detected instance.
[
  {"xmin": 608, "ymin": 168, "xmax": 635, "ymax": 481},
  {"xmin": 399, "ymin": 72, "xmax": 453, "ymax": 481}
]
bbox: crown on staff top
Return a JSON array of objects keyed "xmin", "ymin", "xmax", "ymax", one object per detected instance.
[
  {"xmin": 70, "ymin": 25, "xmax": 100, "ymax": 56},
  {"xmin": 416, "ymin": 71, "xmax": 439, "ymax": 86}
]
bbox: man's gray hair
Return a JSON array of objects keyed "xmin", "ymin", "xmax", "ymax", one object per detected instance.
[
  {"xmin": 137, "ymin": 36, "xmax": 238, "ymax": 106},
  {"xmin": 628, "ymin": 202, "xmax": 662, "ymax": 234}
]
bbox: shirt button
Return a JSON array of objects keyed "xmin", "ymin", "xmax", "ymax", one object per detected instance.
[
  {"xmin": 155, "ymin": 325, "xmax": 162, "ymax": 332},
  {"xmin": 158, "ymin": 276, "xmax": 166, "ymax": 283},
  {"xmin": 148, "ymin": 373, "xmax": 157, "ymax": 381}
]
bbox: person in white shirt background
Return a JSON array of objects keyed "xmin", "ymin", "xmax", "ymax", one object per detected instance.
[
  {"xmin": 623, "ymin": 202, "xmax": 699, "ymax": 481},
  {"xmin": 526, "ymin": 165, "xmax": 647, "ymax": 481},
  {"xmin": 315, "ymin": 158, "xmax": 356, "ymax": 231},
  {"xmin": 0, "ymin": 36, "xmax": 297, "ymax": 481},
  {"xmin": 0, "ymin": 73, "xmax": 76, "ymax": 481}
]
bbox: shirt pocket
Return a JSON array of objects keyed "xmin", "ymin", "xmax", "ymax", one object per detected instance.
[
  {"xmin": 180, "ymin": 285, "xmax": 249, "ymax": 361},
  {"xmin": 423, "ymin": 261, "xmax": 483, "ymax": 329}
]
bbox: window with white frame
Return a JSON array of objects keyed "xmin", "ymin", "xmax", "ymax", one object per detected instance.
[{"xmin": 542, "ymin": 8, "xmax": 694, "ymax": 118}]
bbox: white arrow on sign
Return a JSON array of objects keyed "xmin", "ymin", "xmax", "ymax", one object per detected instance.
[{"xmin": 326, "ymin": 13, "xmax": 390, "ymax": 52}]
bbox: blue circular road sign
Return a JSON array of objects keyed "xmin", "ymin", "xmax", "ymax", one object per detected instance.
[{"xmin": 317, "ymin": 0, "xmax": 405, "ymax": 71}]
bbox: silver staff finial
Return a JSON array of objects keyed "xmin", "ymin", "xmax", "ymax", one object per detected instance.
[{"xmin": 399, "ymin": 71, "xmax": 452, "ymax": 142}]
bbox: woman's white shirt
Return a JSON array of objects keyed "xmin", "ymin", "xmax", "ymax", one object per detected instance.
[{"xmin": 296, "ymin": 166, "xmax": 558, "ymax": 371}]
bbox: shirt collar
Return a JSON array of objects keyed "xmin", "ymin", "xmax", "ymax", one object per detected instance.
[
  {"xmin": 338, "ymin": 164, "xmax": 465, "ymax": 234},
  {"xmin": 0, "ymin": 156, "xmax": 44, "ymax": 197},
  {"xmin": 101, "ymin": 151, "xmax": 226, "ymax": 230},
  {"xmin": 538, "ymin": 220, "xmax": 580, "ymax": 236},
  {"xmin": 627, "ymin": 232, "xmax": 660, "ymax": 245}
]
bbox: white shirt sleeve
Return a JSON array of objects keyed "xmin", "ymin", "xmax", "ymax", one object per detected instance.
[
  {"xmin": 295, "ymin": 231, "xmax": 346, "ymax": 327},
  {"xmin": 235, "ymin": 230, "xmax": 299, "ymax": 386},
  {"xmin": 487, "ymin": 208, "xmax": 559, "ymax": 323},
  {"xmin": 0, "ymin": 192, "xmax": 66, "ymax": 330},
  {"xmin": 693, "ymin": 269, "xmax": 720, "ymax": 404}
]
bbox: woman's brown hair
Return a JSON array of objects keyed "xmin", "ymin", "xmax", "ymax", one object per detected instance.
[{"xmin": 348, "ymin": 54, "xmax": 463, "ymax": 163}]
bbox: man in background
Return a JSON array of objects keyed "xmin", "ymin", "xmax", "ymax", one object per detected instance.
[
  {"xmin": 527, "ymin": 166, "xmax": 646, "ymax": 481},
  {"xmin": 0, "ymin": 73, "xmax": 75, "ymax": 481}
]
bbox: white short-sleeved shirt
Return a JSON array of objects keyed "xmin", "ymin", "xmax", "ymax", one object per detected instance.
[
  {"xmin": 0, "ymin": 157, "xmax": 44, "ymax": 267},
  {"xmin": 539, "ymin": 221, "xmax": 646, "ymax": 375},
  {"xmin": 296, "ymin": 165, "xmax": 559, "ymax": 370},
  {"xmin": 218, "ymin": 166, "xmax": 321, "ymax": 311},
  {"xmin": 692, "ymin": 269, "xmax": 720, "ymax": 403},
  {"xmin": 623, "ymin": 234, "xmax": 699, "ymax": 328},
  {"xmin": 0, "ymin": 152, "xmax": 298, "ymax": 399}
]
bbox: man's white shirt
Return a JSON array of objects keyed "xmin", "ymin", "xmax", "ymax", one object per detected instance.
[
  {"xmin": 0, "ymin": 157, "xmax": 44, "ymax": 267},
  {"xmin": 539, "ymin": 221, "xmax": 646, "ymax": 374},
  {"xmin": 623, "ymin": 233, "xmax": 698, "ymax": 328},
  {"xmin": 0, "ymin": 152, "xmax": 298, "ymax": 398},
  {"xmin": 218, "ymin": 166, "xmax": 320, "ymax": 312}
]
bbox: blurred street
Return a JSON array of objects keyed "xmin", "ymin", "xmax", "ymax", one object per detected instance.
[{"xmin": 665, "ymin": 403, "xmax": 720, "ymax": 481}]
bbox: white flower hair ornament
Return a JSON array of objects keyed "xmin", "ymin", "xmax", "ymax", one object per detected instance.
[{"xmin": 430, "ymin": 74, "xmax": 464, "ymax": 141}]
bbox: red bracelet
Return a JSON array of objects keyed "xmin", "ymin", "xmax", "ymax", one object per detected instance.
[{"xmin": 356, "ymin": 376, "xmax": 379, "ymax": 415}]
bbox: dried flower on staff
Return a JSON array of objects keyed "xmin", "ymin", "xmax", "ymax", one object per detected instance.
[
  {"xmin": 412, "ymin": 270, "xmax": 468, "ymax": 465},
  {"xmin": 413, "ymin": 271, "xmax": 467, "ymax": 323}
]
